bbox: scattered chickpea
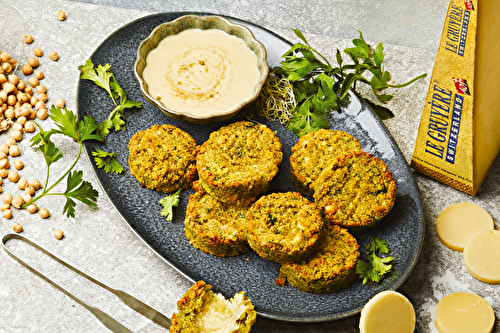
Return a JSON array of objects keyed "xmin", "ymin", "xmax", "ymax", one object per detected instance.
[
  {"xmin": 18, "ymin": 177, "xmax": 28, "ymax": 190},
  {"xmin": 12, "ymin": 222, "xmax": 23, "ymax": 233},
  {"xmin": 28, "ymin": 76, "xmax": 39, "ymax": 87},
  {"xmin": 36, "ymin": 85, "xmax": 47, "ymax": 94},
  {"xmin": 56, "ymin": 10, "xmax": 66, "ymax": 21},
  {"xmin": 5, "ymin": 136, "xmax": 16, "ymax": 146},
  {"xmin": 28, "ymin": 57, "xmax": 39, "ymax": 68},
  {"xmin": 0, "ymin": 169, "xmax": 8, "ymax": 178},
  {"xmin": 6, "ymin": 95, "xmax": 16, "ymax": 106},
  {"xmin": 25, "ymin": 186, "xmax": 35, "ymax": 196},
  {"xmin": 9, "ymin": 145, "xmax": 20, "ymax": 157},
  {"xmin": 3, "ymin": 209, "xmax": 12, "ymax": 219},
  {"xmin": 34, "ymin": 47, "xmax": 43, "ymax": 57},
  {"xmin": 29, "ymin": 179, "xmax": 42, "ymax": 190},
  {"xmin": 49, "ymin": 51, "xmax": 59, "ymax": 61},
  {"xmin": 22, "ymin": 64, "xmax": 33, "ymax": 75},
  {"xmin": 54, "ymin": 98, "xmax": 65, "ymax": 108},
  {"xmin": 0, "ymin": 158, "xmax": 10, "ymax": 169},
  {"xmin": 27, "ymin": 203, "xmax": 38, "ymax": 214},
  {"xmin": 0, "ymin": 144, "xmax": 8, "ymax": 155},
  {"xmin": 0, "ymin": 203, "xmax": 9, "ymax": 211},
  {"xmin": 24, "ymin": 121, "xmax": 35, "ymax": 133},
  {"xmin": 53, "ymin": 229, "xmax": 64, "ymax": 239},
  {"xmin": 8, "ymin": 74, "xmax": 19, "ymax": 85},
  {"xmin": 11, "ymin": 195, "xmax": 23, "ymax": 209},
  {"xmin": 4, "ymin": 82, "xmax": 15, "ymax": 94},
  {"xmin": 11, "ymin": 129, "xmax": 22, "ymax": 141},
  {"xmin": 16, "ymin": 80, "xmax": 26, "ymax": 91},
  {"xmin": 2, "ymin": 62, "xmax": 12, "ymax": 73},
  {"xmin": 4, "ymin": 108, "xmax": 14, "ymax": 119},
  {"xmin": 8, "ymin": 170, "xmax": 20, "ymax": 183},
  {"xmin": 24, "ymin": 34, "xmax": 33, "ymax": 44},
  {"xmin": 35, "ymin": 70, "xmax": 44, "ymax": 80},
  {"xmin": 13, "ymin": 160, "xmax": 23, "ymax": 170},
  {"xmin": 1, "ymin": 192, "xmax": 13, "ymax": 205},
  {"xmin": 0, "ymin": 52, "xmax": 11, "ymax": 62},
  {"xmin": 36, "ymin": 93, "xmax": 48, "ymax": 102},
  {"xmin": 39, "ymin": 208, "xmax": 50, "ymax": 219},
  {"xmin": 36, "ymin": 108, "xmax": 48, "ymax": 120},
  {"xmin": 17, "ymin": 116, "xmax": 27, "ymax": 126}
]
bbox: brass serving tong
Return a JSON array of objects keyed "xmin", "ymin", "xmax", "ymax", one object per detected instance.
[{"xmin": 2, "ymin": 233, "xmax": 171, "ymax": 332}]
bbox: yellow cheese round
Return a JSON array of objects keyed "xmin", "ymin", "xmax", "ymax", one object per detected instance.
[
  {"xmin": 463, "ymin": 230, "xmax": 500, "ymax": 283},
  {"xmin": 359, "ymin": 290, "xmax": 415, "ymax": 333},
  {"xmin": 434, "ymin": 292, "xmax": 495, "ymax": 333},
  {"xmin": 436, "ymin": 202, "xmax": 494, "ymax": 251}
]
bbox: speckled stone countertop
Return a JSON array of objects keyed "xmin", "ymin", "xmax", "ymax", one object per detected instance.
[{"xmin": 0, "ymin": 0, "xmax": 498, "ymax": 332}]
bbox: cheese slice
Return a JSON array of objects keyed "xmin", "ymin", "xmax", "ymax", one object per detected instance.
[
  {"xmin": 436, "ymin": 201, "xmax": 494, "ymax": 251},
  {"xmin": 359, "ymin": 290, "xmax": 415, "ymax": 333},
  {"xmin": 411, "ymin": 0, "xmax": 500, "ymax": 195},
  {"xmin": 434, "ymin": 292, "xmax": 495, "ymax": 333},
  {"xmin": 463, "ymin": 230, "xmax": 500, "ymax": 283}
]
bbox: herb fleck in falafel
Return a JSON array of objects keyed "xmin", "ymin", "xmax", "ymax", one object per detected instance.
[
  {"xmin": 196, "ymin": 121, "xmax": 282, "ymax": 205},
  {"xmin": 246, "ymin": 192, "xmax": 323, "ymax": 263},
  {"xmin": 128, "ymin": 124, "xmax": 198, "ymax": 193},
  {"xmin": 313, "ymin": 151, "xmax": 396, "ymax": 229}
]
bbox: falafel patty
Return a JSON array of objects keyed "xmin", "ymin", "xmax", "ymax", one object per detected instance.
[
  {"xmin": 170, "ymin": 280, "xmax": 257, "ymax": 333},
  {"xmin": 279, "ymin": 224, "xmax": 360, "ymax": 293},
  {"xmin": 196, "ymin": 121, "xmax": 283, "ymax": 205},
  {"xmin": 313, "ymin": 151, "xmax": 396, "ymax": 229},
  {"xmin": 246, "ymin": 192, "xmax": 324, "ymax": 263},
  {"xmin": 290, "ymin": 129, "xmax": 362, "ymax": 197},
  {"xmin": 184, "ymin": 181, "xmax": 251, "ymax": 257},
  {"xmin": 128, "ymin": 124, "xmax": 198, "ymax": 193}
]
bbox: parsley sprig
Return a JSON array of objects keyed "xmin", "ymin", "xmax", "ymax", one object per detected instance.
[
  {"xmin": 23, "ymin": 106, "xmax": 104, "ymax": 218},
  {"xmin": 275, "ymin": 29, "xmax": 427, "ymax": 137},
  {"xmin": 79, "ymin": 59, "xmax": 142, "ymax": 174},
  {"xmin": 356, "ymin": 236, "xmax": 394, "ymax": 284},
  {"xmin": 159, "ymin": 189, "xmax": 181, "ymax": 221}
]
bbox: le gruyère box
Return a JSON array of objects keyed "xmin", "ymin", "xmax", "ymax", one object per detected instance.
[{"xmin": 411, "ymin": 0, "xmax": 500, "ymax": 195}]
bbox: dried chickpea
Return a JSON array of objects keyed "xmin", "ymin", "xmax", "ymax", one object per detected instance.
[
  {"xmin": 0, "ymin": 52, "xmax": 11, "ymax": 62},
  {"xmin": 11, "ymin": 195, "xmax": 23, "ymax": 209},
  {"xmin": 4, "ymin": 108, "xmax": 14, "ymax": 119},
  {"xmin": 13, "ymin": 160, "xmax": 23, "ymax": 170},
  {"xmin": 0, "ymin": 203, "xmax": 9, "ymax": 211},
  {"xmin": 0, "ymin": 144, "xmax": 8, "ymax": 154},
  {"xmin": 9, "ymin": 145, "xmax": 20, "ymax": 157},
  {"xmin": 0, "ymin": 90, "xmax": 7, "ymax": 102},
  {"xmin": 8, "ymin": 74, "xmax": 19, "ymax": 85},
  {"xmin": 49, "ymin": 51, "xmax": 59, "ymax": 61},
  {"xmin": 2, "ymin": 62, "xmax": 12, "ymax": 73},
  {"xmin": 56, "ymin": 10, "xmax": 66, "ymax": 21},
  {"xmin": 5, "ymin": 136, "xmax": 16, "ymax": 146},
  {"xmin": 11, "ymin": 129, "xmax": 22, "ymax": 141},
  {"xmin": 24, "ymin": 34, "xmax": 33, "ymax": 44},
  {"xmin": 28, "ymin": 57, "xmax": 39, "ymax": 68},
  {"xmin": 29, "ymin": 179, "xmax": 42, "ymax": 190},
  {"xmin": 54, "ymin": 98, "xmax": 65, "ymax": 108},
  {"xmin": 36, "ymin": 93, "xmax": 48, "ymax": 102},
  {"xmin": 16, "ymin": 80, "xmax": 26, "ymax": 91},
  {"xmin": 53, "ymin": 229, "xmax": 64, "ymax": 239},
  {"xmin": 22, "ymin": 64, "xmax": 33, "ymax": 75},
  {"xmin": 0, "ymin": 158, "xmax": 9, "ymax": 169},
  {"xmin": 4, "ymin": 82, "xmax": 15, "ymax": 94},
  {"xmin": 39, "ymin": 208, "xmax": 50, "ymax": 219},
  {"xmin": 18, "ymin": 177, "xmax": 28, "ymax": 190},
  {"xmin": 3, "ymin": 209, "xmax": 12, "ymax": 219},
  {"xmin": 34, "ymin": 47, "xmax": 43, "ymax": 57},
  {"xmin": 24, "ymin": 86, "xmax": 33, "ymax": 95},
  {"xmin": 16, "ymin": 116, "xmax": 27, "ymax": 126},
  {"xmin": 23, "ymin": 193, "xmax": 31, "ymax": 203},
  {"xmin": 28, "ymin": 77, "xmax": 38, "ymax": 87},
  {"xmin": 36, "ymin": 85, "xmax": 47, "ymax": 94},
  {"xmin": 6, "ymin": 95, "xmax": 16, "ymax": 106},
  {"xmin": 0, "ymin": 169, "xmax": 8, "ymax": 178},
  {"xmin": 24, "ymin": 121, "xmax": 35, "ymax": 133},
  {"xmin": 8, "ymin": 170, "xmax": 19, "ymax": 183},
  {"xmin": 35, "ymin": 100, "xmax": 46, "ymax": 110},
  {"xmin": 13, "ymin": 222, "xmax": 23, "ymax": 233},
  {"xmin": 0, "ymin": 73, "xmax": 6, "ymax": 83},
  {"xmin": 27, "ymin": 203, "xmax": 38, "ymax": 214},
  {"xmin": 34, "ymin": 70, "xmax": 44, "ymax": 80},
  {"xmin": 1, "ymin": 192, "xmax": 13, "ymax": 204},
  {"xmin": 36, "ymin": 108, "xmax": 48, "ymax": 120},
  {"xmin": 0, "ymin": 158, "xmax": 4, "ymax": 167},
  {"xmin": 25, "ymin": 186, "xmax": 35, "ymax": 196}
]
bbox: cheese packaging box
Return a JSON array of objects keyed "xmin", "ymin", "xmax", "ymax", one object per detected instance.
[{"xmin": 411, "ymin": 0, "xmax": 500, "ymax": 195}]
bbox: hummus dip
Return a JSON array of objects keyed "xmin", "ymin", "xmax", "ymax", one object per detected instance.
[{"xmin": 143, "ymin": 28, "xmax": 260, "ymax": 116}]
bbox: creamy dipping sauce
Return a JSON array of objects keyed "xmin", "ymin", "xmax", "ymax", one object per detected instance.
[{"xmin": 143, "ymin": 28, "xmax": 261, "ymax": 116}]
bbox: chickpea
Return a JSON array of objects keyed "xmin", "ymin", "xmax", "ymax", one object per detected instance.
[
  {"xmin": 25, "ymin": 86, "xmax": 33, "ymax": 95},
  {"xmin": 9, "ymin": 145, "xmax": 20, "ymax": 157},
  {"xmin": 36, "ymin": 85, "xmax": 47, "ymax": 94},
  {"xmin": 25, "ymin": 34, "xmax": 33, "ymax": 44},
  {"xmin": 24, "ymin": 121, "xmax": 35, "ymax": 133},
  {"xmin": 0, "ymin": 52, "xmax": 11, "ymax": 62},
  {"xmin": 0, "ymin": 203, "xmax": 9, "ymax": 211},
  {"xmin": 0, "ymin": 144, "xmax": 8, "ymax": 154},
  {"xmin": 11, "ymin": 195, "xmax": 23, "ymax": 209},
  {"xmin": 3, "ymin": 209, "xmax": 12, "ymax": 219},
  {"xmin": 54, "ymin": 98, "xmax": 65, "ymax": 108},
  {"xmin": 56, "ymin": 10, "xmax": 66, "ymax": 21},
  {"xmin": 1, "ymin": 62, "xmax": 12, "ymax": 73},
  {"xmin": 49, "ymin": 51, "xmax": 59, "ymax": 61},
  {"xmin": 0, "ymin": 169, "xmax": 8, "ymax": 178},
  {"xmin": 34, "ymin": 47, "xmax": 43, "ymax": 57},
  {"xmin": 0, "ymin": 74, "xmax": 6, "ymax": 84},
  {"xmin": 13, "ymin": 222, "xmax": 23, "ymax": 233},
  {"xmin": 11, "ymin": 129, "xmax": 22, "ymax": 141},
  {"xmin": 8, "ymin": 170, "xmax": 19, "ymax": 183},
  {"xmin": 23, "ymin": 194, "xmax": 32, "ymax": 203},
  {"xmin": 39, "ymin": 208, "xmax": 50, "ymax": 219},
  {"xmin": 8, "ymin": 74, "xmax": 19, "ymax": 85},
  {"xmin": 29, "ymin": 179, "xmax": 42, "ymax": 190},
  {"xmin": 0, "ymin": 154, "xmax": 5, "ymax": 162},
  {"xmin": 35, "ymin": 70, "xmax": 44, "ymax": 80},
  {"xmin": 36, "ymin": 108, "xmax": 48, "ymax": 120},
  {"xmin": 5, "ymin": 136, "xmax": 16, "ymax": 146},
  {"xmin": 53, "ymin": 229, "xmax": 64, "ymax": 239},
  {"xmin": 28, "ymin": 57, "xmax": 39, "ymax": 68},
  {"xmin": 35, "ymin": 100, "xmax": 46, "ymax": 110},
  {"xmin": 25, "ymin": 186, "xmax": 35, "ymax": 196},
  {"xmin": 0, "ymin": 158, "xmax": 9, "ymax": 169},
  {"xmin": 4, "ymin": 107, "xmax": 14, "ymax": 119},
  {"xmin": 26, "ymin": 203, "xmax": 38, "ymax": 214},
  {"xmin": 22, "ymin": 64, "xmax": 33, "ymax": 75},
  {"xmin": 36, "ymin": 93, "xmax": 48, "ymax": 102},
  {"xmin": 3, "ymin": 82, "xmax": 15, "ymax": 94},
  {"xmin": 18, "ymin": 177, "xmax": 28, "ymax": 190},
  {"xmin": 0, "ymin": 90, "xmax": 6, "ymax": 103},
  {"xmin": 16, "ymin": 116, "xmax": 27, "ymax": 126},
  {"xmin": 13, "ymin": 160, "xmax": 23, "ymax": 170},
  {"xmin": 28, "ymin": 77, "xmax": 39, "ymax": 87},
  {"xmin": 16, "ymin": 80, "xmax": 26, "ymax": 91},
  {"xmin": 1, "ymin": 192, "xmax": 13, "ymax": 204}
]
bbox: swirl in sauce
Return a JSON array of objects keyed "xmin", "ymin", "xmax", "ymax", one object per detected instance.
[{"xmin": 143, "ymin": 28, "xmax": 260, "ymax": 116}]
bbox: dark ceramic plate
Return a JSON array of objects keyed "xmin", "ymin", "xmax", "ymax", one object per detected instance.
[{"xmin": 76, "ymin": 12, "xmax": 424, "ymax": 323}]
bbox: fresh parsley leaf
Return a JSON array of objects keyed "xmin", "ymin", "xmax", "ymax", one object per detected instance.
[
  {"xmin": 92, "ymin": 149, "xmax": 124, "ymax": 174},
  {"xmin": 159, "ymin": 189, "xmax": 181, "ymax": 221},
  {"xmin": 79, "ymin": 59, "xmax": 116, "ymax": 101},
  {"xmin": 356, "ymin": 236, "xmax": 394, "ymax": 285},
  {"xmin": 62, "ymin": 170, "xmax": 99, "ymax": 218}
]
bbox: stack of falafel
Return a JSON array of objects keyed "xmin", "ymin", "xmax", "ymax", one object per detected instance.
[{"xmin": 128, "ymin": 122, "xmax": 396, "ymax": 294}]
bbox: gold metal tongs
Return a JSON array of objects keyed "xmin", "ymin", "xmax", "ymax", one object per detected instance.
[{"xmin": 2, "ymin": 233, "xmax": 171, "ymax": 332}]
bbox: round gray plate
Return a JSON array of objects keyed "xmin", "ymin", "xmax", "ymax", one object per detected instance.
[{"xmin": 76, "ymin": 12, "xmax": 424, "ymax": 323}]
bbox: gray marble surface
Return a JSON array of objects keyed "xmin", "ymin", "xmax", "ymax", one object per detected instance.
[{"xmin": 0, "ymin": 0, "xmax": 498, "ymax": 332}]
